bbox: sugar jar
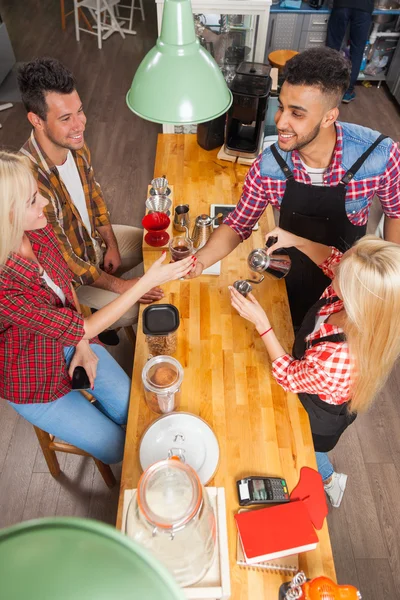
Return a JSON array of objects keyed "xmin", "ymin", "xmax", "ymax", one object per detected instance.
[{"xmin": 142, "ymin": 355, "xmax": 183, "ymax": 414}]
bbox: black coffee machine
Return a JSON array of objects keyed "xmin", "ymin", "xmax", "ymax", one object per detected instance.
[{"xmin": 224, "ymin": 62, "xmax": 272, "ymax": 160}]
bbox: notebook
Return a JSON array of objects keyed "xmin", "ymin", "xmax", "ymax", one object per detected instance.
[
  {"xmin": 234, "ymin": 500, "xmax": 318, "ymax": 565},
  {"xmin": 237, "ymin": 535, "xmax": 299, "ymax": 573},
  {"xmin": 236, "ymin": 508, "xmax": 299, "ymax": 573}
]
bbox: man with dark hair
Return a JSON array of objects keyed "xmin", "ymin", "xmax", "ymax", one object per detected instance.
[
  {"xmin": 327, "ymin": 0, "xmax": 373, "ymax": 103},
  {"xmin": 188, "ymin": 48, "xmax": 400, "ymax": 326},
  {"xmin": 18, "ymin": 58, "xmax": 163, "ymax": 341}
]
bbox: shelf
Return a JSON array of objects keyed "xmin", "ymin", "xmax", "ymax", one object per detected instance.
[
  {"xmin": 358, "ymin": 73, "xmax": 386, "ymax": 82},
  {"xmin": 270, "ymin": 1, "xmax": 400, "ymax": 14}
]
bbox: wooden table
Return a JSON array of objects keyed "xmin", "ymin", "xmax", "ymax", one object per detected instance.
[{"xmin": 117, "ymin": 134, "xmax": 336, "ymax": 597}]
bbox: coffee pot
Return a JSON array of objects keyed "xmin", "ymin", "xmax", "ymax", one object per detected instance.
[
  {"xmin": 247, "ymin": 236, "xmax": 291, "ymax": 280},
  {"xmin": 183, "ymin": 213, "xmax": 223, "ymax": 251}
]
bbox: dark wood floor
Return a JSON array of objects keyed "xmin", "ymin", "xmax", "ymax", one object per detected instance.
[{"xmin": 1, "ymin": 1, "xmax": 400, "ymax": 597}]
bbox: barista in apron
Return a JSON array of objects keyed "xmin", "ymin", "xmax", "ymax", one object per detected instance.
[
  {"xmin": 292, "ymin": 296, "xmax": 356, "ymax": 453},
  {"xmin": 229, "ymin": 231, "xmax": 400, "ymax": 506},
  {"xmin": 270, "ymin": 133, "xmax": 387, "ymax": 327}
]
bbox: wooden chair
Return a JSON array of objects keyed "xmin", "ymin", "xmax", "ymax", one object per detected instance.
[
  {"xmin": 60, "ymin": 0, "xmax": 94, "ymax": 32},
  {"xmin": 34, "ymin": 419, "xmax": 116, "ymax": 488}
]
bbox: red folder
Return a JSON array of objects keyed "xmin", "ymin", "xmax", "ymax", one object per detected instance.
[{"xmin": 234, "ymin": 500, "xmax": 318, "ymax": 564}]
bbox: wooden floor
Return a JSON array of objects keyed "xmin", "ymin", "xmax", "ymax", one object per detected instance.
[{"xmin": 1, "ymin": 0, "xmax": 400, "ymax": 597}]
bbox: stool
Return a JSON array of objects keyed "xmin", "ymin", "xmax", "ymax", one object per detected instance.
[
  {"xmin": 33, "ymin": 418, "xmax": 116, "ymax": 488},
  {"xmin": 268, "ymin": 49, "xmax": 299, "ymax": 71},
  {"xmin": 60, "ymin": 0, "xmax": 94, "ymax": 31}
]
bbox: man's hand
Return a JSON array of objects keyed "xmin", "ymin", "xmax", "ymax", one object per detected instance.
[
  {"xmin": 119, "ymin": 277, "xmax": 164, "ymax": 303},
  {"xmin": 103, "ymin": 245, "xmax": 122, "ymax": 274},
  {"xmin": 184, "ymin": 259, "xmax": 204, "ymax": 279},
  {"xmin": 68, "ymin": 340, "xmax": 99, "ymax": 390}
]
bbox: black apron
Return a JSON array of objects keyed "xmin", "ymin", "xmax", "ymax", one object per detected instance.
[
  {"xmin": 293, "ymin": 295, "xmax": 356, "ymax": 453},
  {"xmin": 270, "ymin": 134, "xmax": 387, "ymax": 327}
]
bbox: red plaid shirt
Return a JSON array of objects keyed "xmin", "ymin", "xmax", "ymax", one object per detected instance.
[
  {"xmin": 272, "ymin": 248, "xmax": 351, "ymax": 405},
  {"xmin": 224, "ymin": 122, "xmax": 400, "ymax": 240},
  {"xmin": 0, "ymin": 226, "xmax": 92, "ymax": 404}
]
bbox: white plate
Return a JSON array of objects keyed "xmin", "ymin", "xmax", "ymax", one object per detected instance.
[{"xmin": 139, "ymin": 412, "xmax": 220, "ymax": 485}]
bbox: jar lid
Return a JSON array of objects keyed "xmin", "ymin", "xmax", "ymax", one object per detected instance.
[
  {"xmin": 142, "ymin": 356, "xmax": 184, "ymax": 393},
  {"xmin": 137, "ymin": 459, "xmax": 202, "ymax": 531},
  {"xmin": 143, "ymin": 304, "xmax": 180, "ymax": 336}
]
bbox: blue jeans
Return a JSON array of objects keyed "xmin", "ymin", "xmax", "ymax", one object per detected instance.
[
  {"xmin": 316, "ymin": 452, "xmax": 334, "ymax": 483},
  {"xmin": 9, "ymin": 345, "xmax": 131, "ymax": 464},
  {"xmin": 327, "ymin": 8, "xmax": 372, "ymax": 92}
]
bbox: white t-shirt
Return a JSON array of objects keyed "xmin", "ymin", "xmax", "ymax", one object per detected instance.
[
  {"xmin": 300, "ymin": 158, "xmax": 327, "ymax": 187},
  {"xmin": 41, "ymin": 270, "xmax": 66, "ymax": 306},
  {"xmin": 57, "ymin": 151, "xmax": 93, "ymax": 237}
]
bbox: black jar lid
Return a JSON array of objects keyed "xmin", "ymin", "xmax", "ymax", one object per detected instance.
[{"xmin": 142, "ymin": 304, "xmax": 180, "ymax": 336}]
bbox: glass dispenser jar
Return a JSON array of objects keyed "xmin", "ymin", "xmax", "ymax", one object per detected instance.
[
  {"xmin": 142, "ymin": 355, "xmax": 184, "ymax": 414},
  {"xmin": 126, "ymin": 459, "xmax": 216, "ymax": 587}
]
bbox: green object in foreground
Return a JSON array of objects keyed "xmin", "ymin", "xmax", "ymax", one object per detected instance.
[
  {"xmin": 0, "ymin": 517, "xmax": 185, "ymax": 600},
  {"xmin": 126, "ymin": 0, "xmax": 232, "ymax": 124}
]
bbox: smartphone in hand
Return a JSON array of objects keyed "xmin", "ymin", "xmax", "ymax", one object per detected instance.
[{"xmin": 71, "ymin": 366, "xmax": 91, "ymax": 390}]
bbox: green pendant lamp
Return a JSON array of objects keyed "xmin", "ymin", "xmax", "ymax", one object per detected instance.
[{"xmin": 126, "ymin": 0, "xmax": 232, "ymax": 125}]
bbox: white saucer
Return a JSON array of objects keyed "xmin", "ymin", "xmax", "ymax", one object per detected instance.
[{"xmin": 139, "ymin": 412, "xmax": 220, "ymax": 485}]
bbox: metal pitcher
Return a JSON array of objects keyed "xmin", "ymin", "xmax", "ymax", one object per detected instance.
[
  {"xmin": 247, "ymin": 236, "xmax": 291, "ymax": 280},
  {"xmin": 173, "ymin": 204, "xmax": 190, "ymax": 232}
]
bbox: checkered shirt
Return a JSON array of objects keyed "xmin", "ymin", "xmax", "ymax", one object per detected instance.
[
  {"xmin": 224, "ymin": 122, "xmax": 400, "ymax": 240},
  {"xmin": 21, "ymin": 131, "xmax": 111, "ymax": 286},
  {"xmin": 0, "ymin": 226, "xmax": 92, "ymax": 404},
  {"xmin": 272, "ymin": 248, "xmax": 351, "ymax": 405}
]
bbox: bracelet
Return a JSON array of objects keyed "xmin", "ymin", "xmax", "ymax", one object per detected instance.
[{"xmin": 260, "ymin": 327, "xmax": 273, "ymax": 338}]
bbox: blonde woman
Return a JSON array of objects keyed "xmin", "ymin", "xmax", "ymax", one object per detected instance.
[
  {"xmin": 0, "ymin": 152, "xmax": 194, "ymax": 464},
  {"xmin": 230, "ymin": 227, "xmax": 400, "ymax": 507}
]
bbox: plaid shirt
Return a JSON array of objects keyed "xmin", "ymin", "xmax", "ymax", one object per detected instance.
[
  {"xmin": 0, "ymin": 226, "xmax": 91, "ymax": 404},
  {"xmin": 225, "ymin": 122, "xmax": 400, "ymax": 240},
  {"xmin": 273, "ymin": 248, "xmax": 351, "ymax": 405},
  {"xmin": 21, "ymin": 132, "xmax": 111, "ymax": 286}
]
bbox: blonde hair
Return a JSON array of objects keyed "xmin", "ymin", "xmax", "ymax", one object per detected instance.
[
  {"xmin": 338, "ymin": 235, "xmax": 400, "ymax": 412},
  {"xmin": 0, "ymin": 151, "xmax": 36, "ymax": 267}
]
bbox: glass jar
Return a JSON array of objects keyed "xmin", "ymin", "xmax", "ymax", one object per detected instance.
[
  {"xmin": 125, "ymin": 459, "xmax": 216, "ymax": 587},
  {"xmin": 146, "ymin": 332, "xmax": 178, "ymax": 356},
  {"xmin": 143, "ymin": 304, "xmax": 180, "ymax": 357},
  {"xmin": 142, "ymin": 356, "xmax": 183, "ymax": 414}
]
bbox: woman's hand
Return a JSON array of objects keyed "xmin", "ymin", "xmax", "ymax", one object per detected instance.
[
  {"xmin": 229, "ymin": 287, "xmax": 270, "ymax": 333},
  {"xmin": 142, "ymin": 252, "xmax": 195, "ymax": 289},
  {"xmin": 265, "ymin": 227, "xmax": 305, "ymax": 255},
  {"xmin": 68, "ymin": 340, "xmax": 99, "ymax": 390}
]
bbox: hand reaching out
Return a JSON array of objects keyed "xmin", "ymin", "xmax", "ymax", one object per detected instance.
[
  {"xmin": 142, "ymin": 252, "xmax": 196, "ymax": 289},
  {"xmin": 229, "ymin": 286, "xmax": 270, "ymax": 333}
]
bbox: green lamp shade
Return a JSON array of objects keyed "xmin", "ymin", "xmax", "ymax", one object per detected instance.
[
  {"xmin": 0, "ymin": 517, "xmax": 185, "ymax": 600},
  {"xmin": 126, "ymin": 0, "xmax": 232, "ymax": 125}
]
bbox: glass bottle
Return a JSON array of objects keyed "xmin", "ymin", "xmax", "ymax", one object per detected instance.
[{"xmin": 126, "ymin": 459, "xmax": 216, "ymax": 587}]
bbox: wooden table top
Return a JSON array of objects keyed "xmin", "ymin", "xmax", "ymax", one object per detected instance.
[{"xmin": 116, "ymin": 134, "xmax": 336, "ymax": 597}]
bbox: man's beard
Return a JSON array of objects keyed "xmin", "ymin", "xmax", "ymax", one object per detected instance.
[
  {"xmin": 278, "ymin": 121, "xmax": 322, "ymax": 152},
  {"xmin": 44, "ymin": 126, "xmax": 84, "ymax": 152}
]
